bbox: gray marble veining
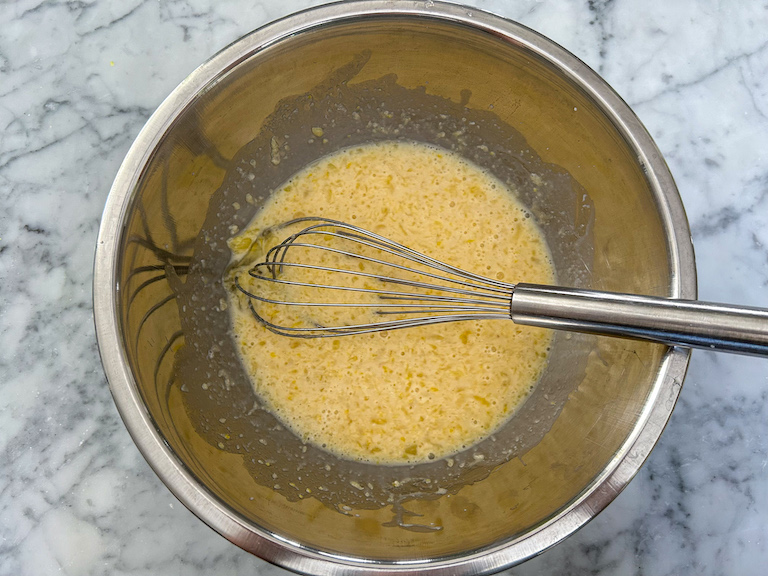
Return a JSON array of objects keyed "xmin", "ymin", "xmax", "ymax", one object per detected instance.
[{"xmin": 1, "ymin": 1, "xmax": 766, "ymax": 575}]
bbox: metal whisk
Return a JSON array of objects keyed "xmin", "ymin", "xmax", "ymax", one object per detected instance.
[{"xmin": 233, "ymin": 217, "xmax": 768, "ymax": 356}]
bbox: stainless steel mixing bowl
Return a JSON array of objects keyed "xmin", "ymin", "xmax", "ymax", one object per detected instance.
[{"xmin": 93, "ymin": 1, "xmax": 695, "ymax": 574}]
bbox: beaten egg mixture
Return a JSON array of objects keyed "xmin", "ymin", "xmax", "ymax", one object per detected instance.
[{"xmin": 227, "ymin": 141, "xmax": 554, "ymax": 464}]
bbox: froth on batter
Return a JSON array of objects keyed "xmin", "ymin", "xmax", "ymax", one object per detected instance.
[{"xmin": 227, "ymin": 141, "xmax": 554, "ymax": 464}]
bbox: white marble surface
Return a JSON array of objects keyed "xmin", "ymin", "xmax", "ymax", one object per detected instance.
[{"xmin": 1, "ymin": 0, "xmax": 767, "ymax": 574}]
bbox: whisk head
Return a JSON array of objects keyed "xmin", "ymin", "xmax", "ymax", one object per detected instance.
[{"xmin": 232, "ymin": 217, "xmax": 516, "ymax": 337}]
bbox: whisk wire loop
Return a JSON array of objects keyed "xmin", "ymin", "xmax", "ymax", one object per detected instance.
[{"xmin": 234, "ymin": 217, "xmax": 515, "ymax": 337}]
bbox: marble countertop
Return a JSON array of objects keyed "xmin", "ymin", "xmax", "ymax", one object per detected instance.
[{"xmin": 1, "ymin": 0, "xmax": 767, "ymax": 574}]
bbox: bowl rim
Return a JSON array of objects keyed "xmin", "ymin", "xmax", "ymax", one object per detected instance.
[{"xmin": 93, "ymin": 1, "xmax": 696, "ymax": 574}]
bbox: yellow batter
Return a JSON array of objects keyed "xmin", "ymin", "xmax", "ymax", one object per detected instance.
[{"xmin": 227, "ymin": 141, "xmax": 554, "ymax": 464}]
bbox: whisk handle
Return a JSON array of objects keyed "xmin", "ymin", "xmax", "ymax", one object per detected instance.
[{"xmin": 511, "ymin": 284, "xmax": 768, "ymax": 356}]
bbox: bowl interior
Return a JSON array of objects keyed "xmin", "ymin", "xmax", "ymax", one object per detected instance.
[{"xmin": 110, "ymin": 13, "xmax": 683, "ymax": 567}]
